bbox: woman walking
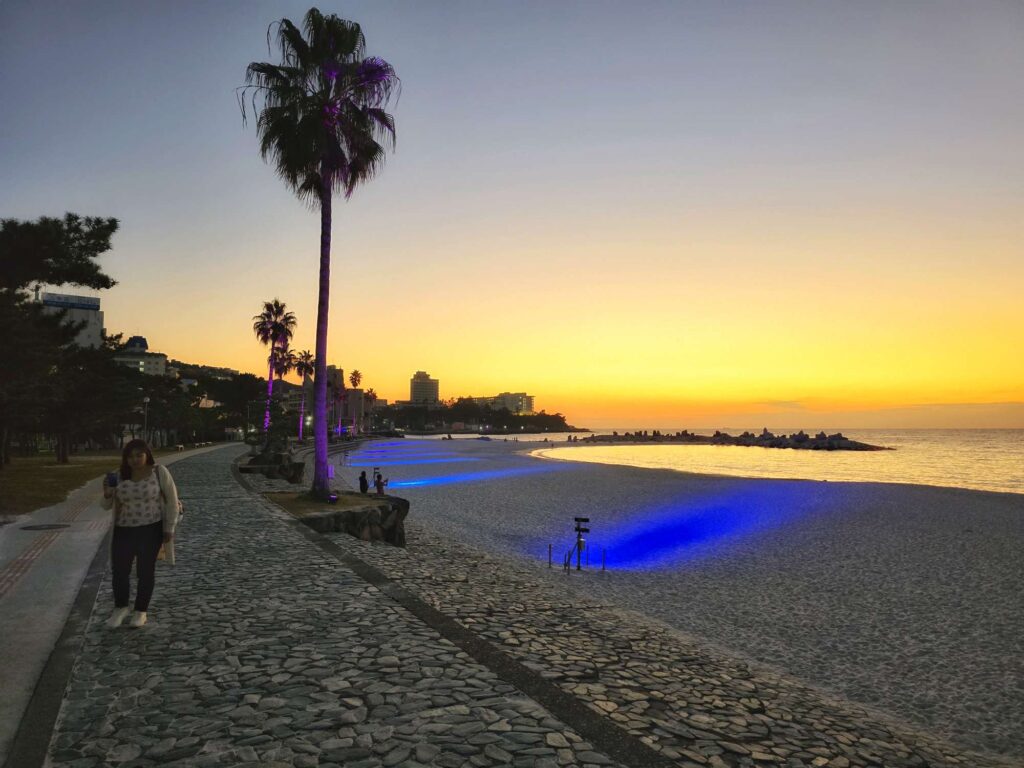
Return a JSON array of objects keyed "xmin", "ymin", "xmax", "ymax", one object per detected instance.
[{"xmin": 101, "ymin": 439, "xmax": 181, "ymax": 628}]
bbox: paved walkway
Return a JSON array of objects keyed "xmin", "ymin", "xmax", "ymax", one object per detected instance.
[
  {"xmin": 34, "ymin": 447, "xmax": 629, "ymax": 768},
  {"xmin": 0, "ymin": 444, "xmax": 229, "ymax": 768},
  {"xmin": 4, "ymin": 446, "xmax": 1015, "ymax": 768}
]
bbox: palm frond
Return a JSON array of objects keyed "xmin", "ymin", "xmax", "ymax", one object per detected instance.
[
  {"xmin": 252, "ymin": 299, "xmax": 297, "ymax": 348},
  {"xmin": 241, "ymin": 9, "xmax": 397, "ymax": 206},
  {"xmin": 364, "ymin": 108, "xmax": 396, "ymax": 149},
  {"xmin": 276, "ymin": 19, "xmax": 311, "ymax": 69}
]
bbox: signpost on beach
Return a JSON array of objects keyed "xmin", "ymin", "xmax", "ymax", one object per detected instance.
[
  {"xmin": 574, "ymin": 517, "xmax": 590, "ymax": 571},
  {"xmin": 562, "ymin": 518, "xmax": 595, "ymax": 573}
]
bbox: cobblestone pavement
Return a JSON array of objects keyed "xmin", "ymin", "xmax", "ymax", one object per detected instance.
[
  {"xmin": 46, "ymin": 448, "xmax": 625, "ymax": 768},
  {"xmin": 322, "ymin": 525, "xmax": 1018, "ymax": 768},
  {"xmin": 46, "ymin": 447, "xmax": 1016, "ymax": 768}
]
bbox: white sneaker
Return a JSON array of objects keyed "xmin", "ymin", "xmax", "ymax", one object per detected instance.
[
  {"xmin": 107, "ymin": 606, "xmax": 131, "ymax": 628},
  {"xmin": 129, "ymin": 611, "xmax": 148, "ymax": 628}
]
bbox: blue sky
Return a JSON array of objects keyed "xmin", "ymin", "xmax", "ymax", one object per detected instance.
[{"xmin": 3, "ymin": 1, "xmax": 1022, "ymax": 427}]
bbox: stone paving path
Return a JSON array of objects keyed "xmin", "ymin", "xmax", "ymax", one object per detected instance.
[
  {"xmin": 45, "ymin": 447, "xmax": 1016, "ymax": 768},
  {"xmin": 323, "ymin": 528, "xmax": 1016, "ymax": 768},
  {"xmin": 46, "ymin": 448, "xmax": 624, "ymax": 768}
]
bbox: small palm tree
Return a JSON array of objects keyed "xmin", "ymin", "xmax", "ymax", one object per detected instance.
[
  {"xmin": 252, "ymin": 299, "xmax": 296, "ymax": 431},
  {"xmin": 294, "ymin": 350, "xmax": 315, "ymax": 440},
  {"xmin": 272, "ymin": 346, "xmax": 297, "ymax": 381},
  {"xmin": 364, "ymin": 387, "xmax": 377, "ymax": 431},
  {"xmin": 242, "ymin": 8, "xmax": 398, "ymax": 498},
  {"xmin": 349, "ymin": 369, "xmax": 362, "ymax": 389}
]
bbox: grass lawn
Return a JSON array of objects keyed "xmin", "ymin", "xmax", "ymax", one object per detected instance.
[{"xmin": 0, "ymin": 446, "xmax": 209, "ymax": 518}]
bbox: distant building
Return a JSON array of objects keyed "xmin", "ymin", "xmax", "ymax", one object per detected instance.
[
  {"xmin": 39, "ymin": 292, "xmax": 104, "ymax": 348},
  {"xmin": 472, "ymin": 392, "xmax": 535, "ymax": 415},
  {"xmin": 344, "ymin": 388, "xmax": 366, "ymax": 432},
  {"xmin": 322, "ymin": 365, "xmax": 345, "ymax": 402},
  {"xmin": 409, "ymin": 371, "xmax": 440, "ymax": 405},
  {"xmin": 114, "ymin": 336, "xmax": 168, "ymax": 376},
  {"xmin": 291, "ymin": 367, "xmax": 370, "ymax": 433},
  {"xmin": 168, "ymin": 360, "xmax": 240, "ymax": 380}
]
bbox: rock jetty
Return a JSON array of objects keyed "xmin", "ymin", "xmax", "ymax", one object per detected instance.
[{"xmin": 581, "ymin": 428, "xmax": 885, "ymax": 451}]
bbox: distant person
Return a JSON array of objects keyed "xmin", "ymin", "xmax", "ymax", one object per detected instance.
[
  {"xmin": 358, "ymin": 470, "xmax": 369, "ymax": 494},
  {"xmin": 101, "ymin": 439, "xmax": 181, "ymax": 629},
  {"xmin": 374, "ymin": 472, "xmax": 387, "ymax": 496}
]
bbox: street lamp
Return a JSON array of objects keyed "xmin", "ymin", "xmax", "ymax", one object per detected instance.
[{"xmin": 143, "ymin": 396, "xmax": 150, "ymax": 440}]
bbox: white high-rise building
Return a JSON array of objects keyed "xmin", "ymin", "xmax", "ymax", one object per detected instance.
[
  {"xmin": 495, "ymin": 392, "xmax": 534, "ymax": 414},
  {"xmin": 39, "ymin": 292, "xmax": 104, "ymax": 348},
  {"xmin": 472, "ymin": 392, "xmax": 535, "ymax": 414}
]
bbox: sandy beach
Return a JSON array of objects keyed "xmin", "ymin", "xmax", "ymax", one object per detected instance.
[{"xmin": 338, "ymin": 437, "xmax": 1024, "ymax": 760}]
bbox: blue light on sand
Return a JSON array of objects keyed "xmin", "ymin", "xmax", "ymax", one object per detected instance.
[
  {"xmin": 349, "ymin": 458, "xmax": 482, "ymax": 467},
  {"xmin": 599, "ymin": 483, "xmax": 815, "ymax": 570},
  {"xmin": 358, "ymin": 447, "xmax": 434, "ymax": 455},
  {"xmin": 390, "ymin": 466, "xmax": 555, "ymax": 488}
]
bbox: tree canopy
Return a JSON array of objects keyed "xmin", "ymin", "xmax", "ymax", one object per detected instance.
[{"xmin": 0, "ymin": 213, "xmax": 118, "ymax": 294}]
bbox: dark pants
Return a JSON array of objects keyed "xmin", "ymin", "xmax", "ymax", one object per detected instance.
[{"xmin": 111, "ymin": 521, "xmax": 163, "ymax": 611}]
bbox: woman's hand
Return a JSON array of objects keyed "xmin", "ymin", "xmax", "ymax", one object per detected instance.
[{"xmin": 162, "ymin": 532, "xmax": 174, "ymax": 543}]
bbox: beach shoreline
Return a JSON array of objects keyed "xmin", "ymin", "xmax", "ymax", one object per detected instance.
[
  {"xmin": 526, "ymin": 436, "xmax": 1024, "ymax": 497},
  {"xmin": 335, "ymin": 438, "xmax": 1024, "ymax": 759}
]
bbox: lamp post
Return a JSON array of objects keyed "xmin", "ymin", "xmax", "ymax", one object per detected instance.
[{"xmin": 143, "ymin": 396, "xmax": 150, "ymax": 442}]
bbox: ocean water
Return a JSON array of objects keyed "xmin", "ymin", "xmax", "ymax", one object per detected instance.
[{"xmin": 533, "ymin": 429, "xmax": 1024, "ymax": 495}]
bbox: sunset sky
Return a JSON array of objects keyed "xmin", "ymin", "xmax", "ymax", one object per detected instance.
[{"xmin": 2, "ymin": 1, "xmax": 1022, "ymax": 429}]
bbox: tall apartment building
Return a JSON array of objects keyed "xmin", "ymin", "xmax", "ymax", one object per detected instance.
[
  {"xmin": 39, "ymin": 292, "xmax": 104, "ymax": 348},
  {"xmin": 409, "ymin": 371, "xmax": 440, "ymax": 405}
]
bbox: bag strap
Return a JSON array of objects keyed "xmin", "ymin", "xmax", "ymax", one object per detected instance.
[{"xmin": 155, "ymin": 465, "xmax": 184, "ymax": 517}]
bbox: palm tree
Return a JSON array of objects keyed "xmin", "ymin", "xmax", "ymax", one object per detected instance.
[
  {"xmin": 242, "ymin": 9, "xmax": 398, "ymax": 498},
  {"xmin": 272, "ymin": 346, "xmax": 297, "ymax": 435},
  {"xmin": 272, "ymin": 346, "xmax": 297, "ymax": 382},
  {"xmin": 346, "ymin": 370, "xmax": 363, "ymax": 433},
  {"xmin": 364, "ymin": 387, "xmax": 377, "ymax": 431},
  {"xmin": 294, "ymin": 350, "xmax": 315, "ymax": 440},
  {"xmin": 252, "ymin": 299, "xmax": 296, "ymax": 431}
]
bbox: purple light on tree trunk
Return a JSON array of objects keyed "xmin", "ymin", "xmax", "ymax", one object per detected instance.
[{"xmin": 263, "ymin": 354, "xmax": 275, "ymax": 431}]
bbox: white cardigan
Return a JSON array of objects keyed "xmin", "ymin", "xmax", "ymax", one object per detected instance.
[{"xmin": 102, "ymin": 464, "xmax": 181, "ymax": 564}]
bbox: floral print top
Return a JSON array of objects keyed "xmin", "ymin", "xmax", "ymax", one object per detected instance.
[{"xmin": 113, "ymin": 471, "xmax": 163, "ymax": 527}]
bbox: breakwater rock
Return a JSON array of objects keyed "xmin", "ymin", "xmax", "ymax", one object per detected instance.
[{"xmin": 582, "ymin": 428, "xmax": 886, "ymax": 451}]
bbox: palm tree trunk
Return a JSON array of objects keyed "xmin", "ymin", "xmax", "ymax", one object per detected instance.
[
  {"xmin": 312, "ymin": 177, "xmax": 332, "ymax": 498},
  {"xmin": 298, "ymin": 393, "xmax": 305, "ymax": 441},
  {"xmin": 263, "ymin": 357, "xmax": 275, "ymax": 431}
]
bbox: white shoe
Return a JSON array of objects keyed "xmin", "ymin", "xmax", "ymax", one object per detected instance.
[
  {"xmin": 107, "ymin": 606, "xmax": 130, "ymax": 628},
  {"xmin": 129, "ymin": 611, "xmax": 148, "ymax": 628}
]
